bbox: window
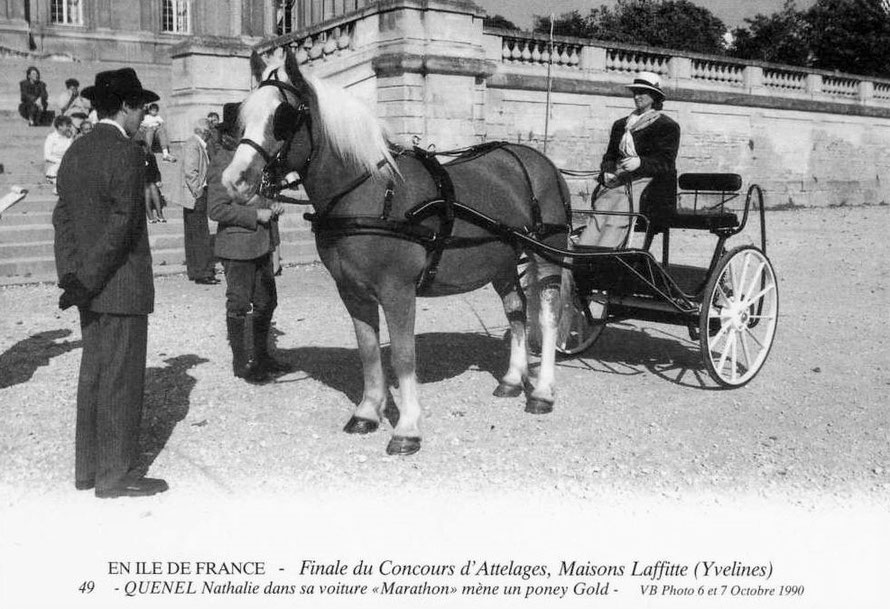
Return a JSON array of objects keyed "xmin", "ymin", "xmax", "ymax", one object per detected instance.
[
  {"xmin": 277, "ymin": 1, "xmax": 295, "ymax": 36},
  {"xmin": 162, "ymin": 0, "xmax": 191, "ymax": 34},
  {"xmin": 51, "ymin": 0, "xmax": 83, "ymax": 26}
]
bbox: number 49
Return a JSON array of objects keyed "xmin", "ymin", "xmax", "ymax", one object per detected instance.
[{"xmin": 79, "ymin": 581, "xmax": 95, "ymax": 594}]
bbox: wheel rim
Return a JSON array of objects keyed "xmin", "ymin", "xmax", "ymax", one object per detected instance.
[
  {"xmin": 701, "ymin": 247, "xmax": 778, "ymax": 386},
  {"xmin": 557, "ymin": 290, "xmax": 607, "ymax": 355}
]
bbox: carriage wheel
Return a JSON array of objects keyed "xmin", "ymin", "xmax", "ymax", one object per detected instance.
[
  {"xmin": 556, "ymin": 289, "xmax": 608, "ymax": 355},
  {"xmin": 699, "ymin": 245, "xmax": 778, "ymax": 387}
]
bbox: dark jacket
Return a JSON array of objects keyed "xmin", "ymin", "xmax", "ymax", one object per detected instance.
[
  {"xmin": 53, "ymin": 123, "xmax": 154, "ymax": 315},
  {"xmin": 19, "ymin": 78, "xmax": 48, "ymax": 107},
  {"xmin": 207, "ymin": 136, "xmax": 276, "ymax": 260},
  {"xmin": 601, "ymin": 112, "xmax": 680, "ymax": 217}
]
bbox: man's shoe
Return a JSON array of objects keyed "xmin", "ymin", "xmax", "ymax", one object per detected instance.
[
  {"xmin": 256, "ymin": 356, "xmax": 294, "ymax": 376},
  {"xmin": 95, "ymin": 477, "xmax": 168, "ymax": 499},
  {"xmin": 235, "ymin": 360, "xmax": 272, "ymax": 384},
  {"xmin": 75, "ymin": 479, "xmax": 95, "ymax": 491},
  {"xmin": 194, "ymin": 276, "xmax": 220, "ymax": 285}
]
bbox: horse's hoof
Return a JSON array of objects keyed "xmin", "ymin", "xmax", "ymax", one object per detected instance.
[
  {"xmin": 386, "ymin": 436, "xmax": 422, "ymax": 456},
  {"xmin": 343, "ymin": 416, "xmax": 379, "ymax": 435},
  {"xmin": 492, "ymin": 382, "xmax": 523, "ymax": 398},
  {"xmin": 525, "ymin": 397, "xmax": 554, "ymax": 414}
]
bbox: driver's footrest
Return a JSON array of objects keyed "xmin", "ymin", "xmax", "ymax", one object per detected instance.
[{"xmin": 668, "ymin": 211, "xmax": 738, "ymax": 231}]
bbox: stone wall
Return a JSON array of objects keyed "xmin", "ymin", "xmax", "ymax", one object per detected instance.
[{"xmin": 253, "ymin": 2, "xmax": 890, "ymax": 208}]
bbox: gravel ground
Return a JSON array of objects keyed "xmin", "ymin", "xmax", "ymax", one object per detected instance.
[
  {"xmin": 1, "ymin": 205, "xmax": 888, "ymax": 609},
  {"xmin": 0, "ymin": 205, "xmax": 887, "ymax": 505}
]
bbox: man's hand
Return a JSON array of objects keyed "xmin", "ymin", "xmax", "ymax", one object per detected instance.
[
  {"xmin": 58, "ymin": 273, "xmax": 93, "ymax": 310},
  {"xmin": 256, "ymin": 209, "xmax": 274, "ymax": 224},
  {"xmin": 618, "ymin": 156, "xmax": 641, "ymax": 173},
  {"xmin": 270, "ymin": 202, "xmax": 285, "ymax": 218}
]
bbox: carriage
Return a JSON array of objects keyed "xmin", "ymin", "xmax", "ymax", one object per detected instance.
[
  {"xmin": 224, "ymin": 47, "xmax": 778, "ymax": 455},
  {"xmin": 552, "ymin": 172, "xmax": 777, "ymax": 388}
]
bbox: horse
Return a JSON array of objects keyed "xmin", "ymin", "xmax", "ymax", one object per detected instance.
[{"xmin": 222, "ymin": 47, "xmax": 571, "ymax": 455}]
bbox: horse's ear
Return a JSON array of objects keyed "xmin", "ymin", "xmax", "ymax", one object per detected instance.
[
  {"xmin": 249, "ymin": 51, "xmax": 267, "ymax": 83},
  {"xmin": 283, "ymin": 47, "xmax": 306, "ymax": 90}
]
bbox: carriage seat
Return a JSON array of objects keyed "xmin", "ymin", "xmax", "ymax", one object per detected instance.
[{"xmin": 665, "ymin": 173, "xmax": 741, "ymax": 231}]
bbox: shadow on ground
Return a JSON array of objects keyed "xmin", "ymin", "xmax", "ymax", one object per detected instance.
[
  {"xmin": 0, "ymin": 329, "xmax": 82, "ymax": 389},
  {"xmin": 136, "ymin": 354, "xmax": 209, "ymax": 473},
  {"xmin": 560, "ymin": 323, "xmax": 717, "ymax": 389}
]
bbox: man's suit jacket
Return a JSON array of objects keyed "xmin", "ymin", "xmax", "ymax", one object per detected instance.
[
  {"xmin": 53, "ymin": 123, "xmax": 154, "ymax": 315},
  {"xmin": 601, "ymin": 112, "xmax": 680, "ymax": 218},
  {"xmin": 180, "ymin": 134, "xmax": 209, "ymax": 210},
  {"xmin": 206, "ymin": 142, "xmax": 275, "ymax": 260}
]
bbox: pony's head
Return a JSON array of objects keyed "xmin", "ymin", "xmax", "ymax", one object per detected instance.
[{"xmin": 222, "ymin": 46, "xmax": 396, "ymax": 203}]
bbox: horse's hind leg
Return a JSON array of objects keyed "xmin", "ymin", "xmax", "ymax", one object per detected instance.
[
  {"xmin": 526, "ymin": 255, "xmax": 562, "ymax": 414},
  {"xmin": 492, "ymin": 272, "xmax": 528, "ymax": 398},
  {"xmin": 340, "ymin": 294, "xmax": 386, "ymax": 435},
  {"xmin": 379, "ymin": 284, "xmax": 423, "ymax": 455}
]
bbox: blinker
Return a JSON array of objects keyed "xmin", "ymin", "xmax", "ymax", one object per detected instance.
[{"xmin": 273, "ymin": 102, "xmax": 303, "ymax": 141}]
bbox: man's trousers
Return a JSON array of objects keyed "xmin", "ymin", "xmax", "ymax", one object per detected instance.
[{"xmin": 75, "ymin": 310, "xmax": 148, "ymax": 490}]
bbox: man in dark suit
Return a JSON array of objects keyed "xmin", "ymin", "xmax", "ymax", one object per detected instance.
[
  {"xmin": 52, "ymin": 68, "xmax": 167, "ymax": 498},
  {"xmin": 207, "ymin": 103, "xmax": 290, "ymax": 382}
]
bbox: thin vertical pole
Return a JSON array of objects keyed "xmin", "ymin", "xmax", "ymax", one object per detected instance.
[{"xmin": 543, "ymin": 14, "xmax": 554, "ymax": 155}]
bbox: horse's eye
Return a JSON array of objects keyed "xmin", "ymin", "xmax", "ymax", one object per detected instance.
[{"xmin": 273, "ymin": 103, "xmax": 302, "ymax": 141}]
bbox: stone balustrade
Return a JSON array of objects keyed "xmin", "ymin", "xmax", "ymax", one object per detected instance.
[
  {"xmin": 257, "ymin": 14, "xmax": 358, "ymax": 66},
  {"xmin": 485, "ymin": 28, "xmax": 890, "ymax": 108},
  {"xmin": 500, "ymin": 36, "xmax": 582, "ymax": 68}
]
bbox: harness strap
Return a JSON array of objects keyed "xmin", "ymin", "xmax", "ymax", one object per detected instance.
[
  {"xmin": 408, "ymin": 147, "xmax": 457, "ymax": 292},
  {"xmin": 497, "ymin": 145, "xmax": 544, "ymax": 235}
]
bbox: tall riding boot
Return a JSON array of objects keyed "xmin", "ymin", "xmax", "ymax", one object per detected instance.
[
  {"xmin": 227, "ymin": 316, "xmax": 269, "ymax": 383},
  {"xmin": 253, "ymin": 315, "xmax": 293, "ymax": 376}
]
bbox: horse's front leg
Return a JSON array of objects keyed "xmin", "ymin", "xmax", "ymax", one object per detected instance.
[
  {"xmin": 526, "ymin": 258, "xmax": 563, "ymax": 414},
  {"xmin": 341, "ymin": 296, "xmax": 386, "ymax": 434},
  {"xmin": 380, "ymin": 285, "xmax": 422, "ymax": 456},
  {"xmin": 492, "ymin": 274, "xmax": 528, "ymax": 398}
]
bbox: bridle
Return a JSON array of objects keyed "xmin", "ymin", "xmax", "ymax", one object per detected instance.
[{"xmin": 237, "ymin": 70, "xmax": 312, "ymax": 197}]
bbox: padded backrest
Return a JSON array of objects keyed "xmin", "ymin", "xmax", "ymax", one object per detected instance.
[{"xmin": 678, "ymin": 173, "xmax": 742, "ymax": 192}]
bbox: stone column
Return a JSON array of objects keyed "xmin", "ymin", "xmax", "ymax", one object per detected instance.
[
  {"xmin": 168, "ymin": 37, "xmax": 255, "ymax": 142},
  {"xmin": 370, "ymin": 0, "xmax": 495, "ymax": 149}
]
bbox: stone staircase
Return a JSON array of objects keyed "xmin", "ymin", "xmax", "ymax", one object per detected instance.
[{"xmin": 0, "ymin": 111, "xmax": 319, "ymax": 286}]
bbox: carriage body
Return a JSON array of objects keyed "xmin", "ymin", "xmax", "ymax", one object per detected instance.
[{"xmin": 559, "ymin": 173, "xmax": 779, "ymax": 388}]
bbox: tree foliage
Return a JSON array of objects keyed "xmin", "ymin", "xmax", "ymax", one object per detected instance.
[
  {"xmin": 483, "ymin": 14, "xmax": 520, "ymax": 31},
  {"xmin": 729, "ymin": 0, "xmax": 890, "ymax": 77},
  {"xmin": 534, "ymin": 0, "xmax": 727, "ymax": 55}
]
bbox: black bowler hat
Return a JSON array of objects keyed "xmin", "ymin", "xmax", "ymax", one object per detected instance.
[
  {"xmin": 81, "ymin": 68, "xmax": 159, "ymax": 104},
  {"xmin": 218, "ymin": 102, "xmax": 241, "ymax": 136}
]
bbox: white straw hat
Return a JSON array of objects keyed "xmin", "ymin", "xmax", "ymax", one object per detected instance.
[{"xmin": 627, "ymin": 71, "xmax": 665, "ymax": 98}]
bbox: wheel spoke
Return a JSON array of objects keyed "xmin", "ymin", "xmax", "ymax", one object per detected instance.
[
  {"xmin": 743, "ymin": 261, "xmax": 767, "ymax": 302},
  {"xmin": 739, "ymin": 329, "xmax": 753, "ymax": 369},
  {"xmin": 709, "ymin": 316, "xmax": 732, "ymax": 344},
  {"xmin": 734, "ymin": 252, "xmax": 752, "ymax": 297},
  {"xmin": 741, "ymin": 324, "xmax": 765, "ymax": 349},
  {"xmin": 744, "ymin": 282, "xmax": 776, "ymax": 307},
  {"xmin": 716, "ymin": 330, "xmax": 736, "ymax": 375}
]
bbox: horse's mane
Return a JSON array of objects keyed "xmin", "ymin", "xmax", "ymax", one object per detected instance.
[{"xmin": 306, "ymin": 76, "xmax": 396, "ymax": 176}]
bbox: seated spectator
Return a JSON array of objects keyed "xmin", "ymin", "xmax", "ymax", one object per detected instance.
[
  {"xmin": 44, "ymin": 115, "xmax": 74, "ymax": 193},
  {"xmin": 137, "ymin": 103, "xmax": 177, "ymax": 163},
  {"xmin": 76, "ymin": 120, "xmax": 94, "ymax": 139},
  {"xmin": 57, "ymin": 78, "xmax": 92, "ymax": 132},
  {"xmin": 18, "ymin": 66, "xmax": 49, "ymax": 126}
]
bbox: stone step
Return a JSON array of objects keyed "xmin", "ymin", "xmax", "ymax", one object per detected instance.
[{"xmin": 0, "ymin": 237, "xmax": 321, "ymax": 286}]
